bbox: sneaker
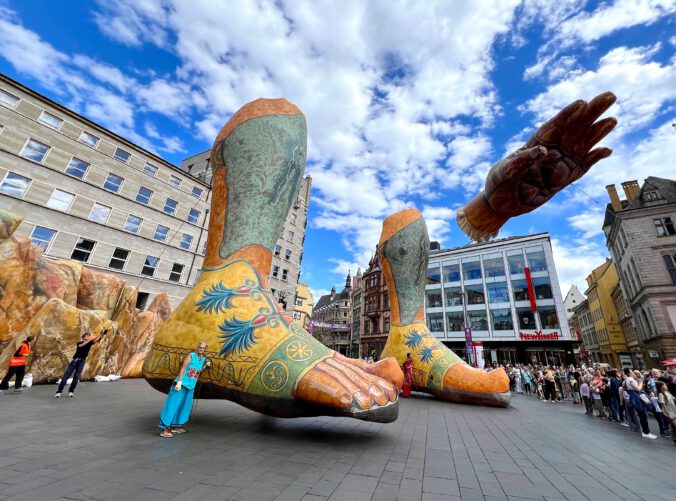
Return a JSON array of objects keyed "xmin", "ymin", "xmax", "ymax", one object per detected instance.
[
  {"xmin": 54, "ymin": 393, "xmax": 61, "ymax": 398},
  {"xmin": 68, "ymin": 392, "xmax": 75, "ymax": 398},
  {"xmin": 620, "ymin": 422, "xmax": 629, "ymax": 427},
  {"xmin": 13, "ymin": 388, "xmax": 23, "ymax": 393},
  {"xmin": 641, "ymin": 433, "xmax": 657, "ymax": 439}
]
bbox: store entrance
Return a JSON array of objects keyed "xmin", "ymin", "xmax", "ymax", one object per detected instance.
[{"xmin": 526, "ymin": 348, "xmax": 565, "ymax": 366}]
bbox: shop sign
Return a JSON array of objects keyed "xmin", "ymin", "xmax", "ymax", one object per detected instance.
[
  {"xmin": 519, "ymin": 330, "xmax": 560, "ymax": 340},
  {"xmin": 648, "ymin": 351, "xmax": 660, "ymax": 358}
]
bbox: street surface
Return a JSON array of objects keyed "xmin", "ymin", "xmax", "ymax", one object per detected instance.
[{"xmin": 0, "ymin": 379, "xmax": 673, "ymax": 501}]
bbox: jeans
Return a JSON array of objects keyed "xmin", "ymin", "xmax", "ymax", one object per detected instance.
[
  {"xmin": 626, "ymin": 401, "xmax": 640, "ymax": 431},
  {"xmin": 609, "ymin": 397, "xmax": 619, "ymax": 421},
  {"xmin": 57, "ymin": 358, "xmax": 86, "ymax": 393},
  {"xmin": 0, "ymin": 365, "xmax": 25, "ymax": 390},
  {"xmin": 583, "ymin": 396, "xmax": 592, "ymax": 414}
]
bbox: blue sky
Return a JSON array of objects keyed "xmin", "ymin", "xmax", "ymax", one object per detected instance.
[{"xmin": 1, "ymin": 0, "xmax": 674, "ymax": 301}]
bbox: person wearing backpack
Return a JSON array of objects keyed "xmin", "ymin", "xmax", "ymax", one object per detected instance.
[{"xmin": 0, "ymin": 337, "xmax": 34, "ymax": 394}]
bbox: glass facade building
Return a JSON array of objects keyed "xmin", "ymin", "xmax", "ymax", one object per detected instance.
[{"xmin": 425, "ymin": 233, "xmax": 574, "ymax": 366}]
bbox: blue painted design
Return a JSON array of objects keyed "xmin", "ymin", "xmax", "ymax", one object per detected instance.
[
  {"xmin": 419, "ymin": 346, "xmax": 436, "ymax": 364},
  {"xmin": 404, "ymin": 329, "xmax": 423, "ymax": 349},
  {"xmin": 196, "ymin": 282, "xmax": 238, "ymax": 313},
  {"xmin": 219, "ymin": 317, "xmax": 257, "ymax": 355}
]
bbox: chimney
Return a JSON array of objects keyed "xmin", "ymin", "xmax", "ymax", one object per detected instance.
[
  {"xmin": 606, "ymin": 184, "xmax": 623, "ymax": 212},
  {"xmin": 621, "ymin": 180, "xmax": 640, "ymax": 203}
]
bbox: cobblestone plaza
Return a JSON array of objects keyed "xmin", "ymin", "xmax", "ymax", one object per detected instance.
[{"xmin": 0, "ymin": 380, "xmax": 673, "ymax": 501}]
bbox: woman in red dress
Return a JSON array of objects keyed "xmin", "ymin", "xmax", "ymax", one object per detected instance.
[{"xmin": 402, "ymin": 353, "xmax": 414, "ymax": 398}]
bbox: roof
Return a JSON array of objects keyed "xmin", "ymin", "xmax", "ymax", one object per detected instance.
[
  {"xmin": 312, "ymin": 287, "xmax": 350, "ymax": 313},
  {"xmin": 431, "ymin": 232, "xmax": 550, "ymax": 254},
  {"xmin": 604, "ymin": 177, "xmax": 676, "ymax": 227}
]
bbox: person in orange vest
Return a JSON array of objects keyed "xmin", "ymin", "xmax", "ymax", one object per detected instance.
[{"xmin": 0, "ymin": 336, "xmax": 34, "ymax": 394}]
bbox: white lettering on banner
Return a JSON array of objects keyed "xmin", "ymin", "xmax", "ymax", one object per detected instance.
[{"xmin": 309, "ymin": 321, "xmax": 350, "ymax": 331}]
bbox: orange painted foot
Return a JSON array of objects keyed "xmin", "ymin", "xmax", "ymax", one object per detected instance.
[{"xmin": 378, "ymin": 208, "xmax": 511, "ymax": 407}]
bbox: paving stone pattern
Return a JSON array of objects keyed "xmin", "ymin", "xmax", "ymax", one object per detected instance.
[{"xmin": 0, "ymin": 380, "xmax": 674, "ymax": 500}]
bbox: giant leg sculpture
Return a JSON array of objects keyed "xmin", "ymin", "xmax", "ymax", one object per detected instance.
[
  {"xmin": 379, "ymin": 209, "xmax": 511, "ymax": 407},
  {"xmin": 144, "ymin": 99, "xmax": 403, "ymax": 422}
]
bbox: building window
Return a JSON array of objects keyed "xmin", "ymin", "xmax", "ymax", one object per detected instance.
[
  {"xmin": 532, "ymin": 277, "xmax": 553, "ymax": 299},
  {"xmin": 446, "ymin": 311, "xmax": 464, "ymax": 331},
  {"xmin": 30, "ymin": 226, "xmax": 56, "ymax": 250},
  {"xmin": 187, "ymin": 208, "xmax": 200, "ymax": 224},
  {"xmin": 169, "ymin": 175, "xmax": 182, "ymax": 188},
  {"xmin": 274, "ymin": 245, "xmax": 281, "ymax": 257},
  {"xmin": 143, "ymin": 163, "xmax": 158, "ymax": 177},
  {"xmin": 516, "ymin": 307, "xmax": 536, "ymax": 330},
  {"xmin": 654, "ymin": 217, "xmax": 675, "ymax": 237},
  {"xmin": 154, "ymin": 225, "xmax": 170, "ymax": 242},
  {"xmin": 71, "ymin": 238, "xmax": 96, "ymax": 262},
  {"xmin": 113, "ymin": 147, "xmax": 131, "ymax": 163},
  {"xmin": 191, "ymin": 186, "xmax": 203, "ymax": 198},
  {"xmin": 0, "ymin": 89, "xmax": 20, "ymax": 109},
  {"xmin": 290, "ymin": 213, "xmax": 297, "ymax": 225},
  {"xmin": 272, "ymin": 265, "xmax": 279, "ymax": 278},
  {"xmin": 444, "ymin": 286, "xmax": 463, "ymax": 306},
  {"xmin": 78, "ymin": 131, "xmax": 100, "ymax": 148},
  {"xmin": 163, "ymin": 198, "xmax": 178, "ymax": 215},
  {"xmin": 108, "ymin": 248, "xmax": 129, "ymax": 270},
  {"xmin": 462, "ymin": 258, "xmax": 482, "ymax": 281},
  {"xmin": 295, "ymin": 296, "xmax": 303, "ymax": 306},
  {"xmin": 38, "ymin": 111, "xmax": 63, "ymax": 130},
  {"xmin": 507, "ymin": 251, "xmax": 526, "ymax": 275},
  {"xmin": 427, "ymin": 312, "xmax": 444, "ymax": 332},
  {"xmin": 468, "ymin": 310, "xmax": 488, "ymax": 331},
  {"xmin": 442, "ymin": 261, "xmax": 460, "ymax": 283},
  {"xmin": 539, "ymin": 307, "xmax": 560, "ymax": 329},
  {"xmin": 200, "ymin": 240, "xmax": 207, "ymax": 256},
  {"xmin": 141, "ymin": 256, "xmax": 159, "ymax": 276},
  {"xmin": 293, "ymin": 311, "xmax": 301, "ymax": 320},
  {"xmin": 0, "ymin": 172, "xmax": 31, "ymax": 198},
  {"xmin": 179, "ymin": 233, "xmax": 193, "ymax": 250},
  {"xmin": 103, "ymin": 173, "xmax": 124, "ymax": 193},
  {"xmin": 285, "ymin": 249, "xmax": 292, "ymax": 260},
  {"xmin": 124, "ymin": 214, "xmax": 142, "ymax": 234},
  {"xmin": 512, "ymin": 279, "xmax": 529, "ymax": 302},
  {"xmin": 135, "ymin": 186, "xmax": 153, "ymax": 205},
  {"xmin": 662, "ymin": 254, "xmax": 676, "ymax": 284},
  {"xmin": 644, "ymin": 191, "xmax": 659, "ymax": 201},
  {"xmin": 491, "ymin": 308, "xmax": 513, "ymax": 331},
  {"xmin": 483, "ymin": 255, "xmax": 505, "ymax": 278},
  {"xmin": 526, "ymin": 247, "xmax": 548, "ymax": 272},
  {"xmin": 46, "ymin": 189, "xmax": 75, "ymax": 212},
  {"xmin": 88, "ymin": 203, "xmax": 111, "ymax": 223},
  {"xmin": 425, "ymin": 289, "xmax": 443, "ymax": 308},
  {"xmin": 281, "ymin": 269, "xmax": 289, "ymax": 281},
  {"xmin": 486, "ymin": 282, "xmax": 509, "ymax": 303},
  {"xmin": 426, "ymin": 264, "xmax": 441, "ymax": 285},
  {"xmin": 287, "ymin": 230, "xmax": 294, "ymax": 242},
  {"xmin": 169, "ymin": 263, "xmax": 184, "ymax": 282},
  {"xmin": 193, "ymin": 269, "xmax": 202, "ymax": 285},
  {"xmin": 20, "ymin": 138, "xmax": 50, "ymax": 163},
  {"xmin": 465, "ymin": 284, "xmax": 485, "ymax": 304},
  {"xmin": 65, "ymin": 157, "xmax": 90, "ymax": 179}
]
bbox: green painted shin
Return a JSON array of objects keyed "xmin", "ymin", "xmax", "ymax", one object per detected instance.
[
  {"xmin": 218, "ymin": 114, "xmax": 307, "ymax": 258},
  {"xmin": 379, "ymin": 218, "xmax": 429, "ymax": 325}
]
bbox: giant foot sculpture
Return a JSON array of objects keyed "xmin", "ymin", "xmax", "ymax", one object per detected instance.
[
  {"xmin": 379, "ymin": 209, "xmax": 510, "ymax": 407},
  {"xmin": 143, "ymin": 99, "xmax": 402, "ymax": 422},
  {"xmin": 457, "ymin": 92, "xmax": 617, "ymax": 241}
]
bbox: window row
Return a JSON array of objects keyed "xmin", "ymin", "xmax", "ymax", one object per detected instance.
[
  {"xmin": 271, "ymin": 266, "xmax": 290, "ymax": 281},
  {"xmin": 426, "ymin": 246, "xmax": 548, "ymax": 285},
  {"xmin": 1, "ymin": 173, "xmax": 204, "ymax": 252},
  {"xmin": 273, "ymin": 245, "xmax": 294, "ymax": 260},
  {"xmin": 15, "ymin": 136, "xmax": 205, "ymax": 200},
  {"xmin": 425, "ymin": 277, "xmax": 553, "ymax": 308},
  {"xmin": 427, "ymin": 306, "xmax": 560, "ymax": 334},
  {"xmin": 29, "ymin": 227, "xmax": 197, "ymax": 284}
]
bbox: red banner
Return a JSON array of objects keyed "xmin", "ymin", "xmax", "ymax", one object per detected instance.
[
  {"xmin": 519, "ymin": 331, "xmax": 560, "ymax": 340},
  {"xmin": 524, "ymin": 266, "xmax": 537, "ymax": 312}
]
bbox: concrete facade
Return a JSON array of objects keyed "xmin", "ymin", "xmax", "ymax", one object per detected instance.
[
  {"xmin": 312, "ymin": 274, "xmax": 352, "ymax": 356},
  {"xmin": 292, "ymin": 282, "xmax": 313, "ymax": 330},
  {"xmin": 603, "ymin": 177, "xmax": 676, "ymax": 367},
  {"xmin": 180, "ymin": 149, "xmax": 312, "ymax": 312},
  {"xmin": 0, "ymin": 75, "xmax": 210, "ymax": 308},
  {"xmin": 350, "ymin": 269, "xmax": 364, "ymax": 358},
  {"xmin": 572, "ymin": 298, "xmax": 598, "ymax": 362}
]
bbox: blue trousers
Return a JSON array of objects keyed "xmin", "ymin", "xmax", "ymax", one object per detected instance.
[
  {"xmin": 57, "ymin": 358, "xmax": 86, "ymax": 393},
  {"xmin": 159, "ymin": 385, "xmax": 195, "ymax": 430}
]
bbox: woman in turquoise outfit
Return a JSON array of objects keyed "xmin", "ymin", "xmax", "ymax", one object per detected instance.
[{"xmin": 159, "ymin": 341, "xmax": 209, "ymax": 437}]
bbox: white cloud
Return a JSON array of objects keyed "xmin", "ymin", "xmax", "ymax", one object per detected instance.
[
  {"xmin": 551, "ymin": 237, "xmax": 608, "ymax": 294},
  {"xmin": 567, "ymin": 208, "xmax": 605, "ymax": 239}
]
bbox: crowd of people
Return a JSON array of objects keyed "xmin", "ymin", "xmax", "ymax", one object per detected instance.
[{"xmin": 500, "ymin": 362, "xmax": 676, "ymax": 443}]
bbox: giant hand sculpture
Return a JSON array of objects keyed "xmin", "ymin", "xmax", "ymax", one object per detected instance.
[
  {"xmin": 457, "ymin": 92, "xmax": 617, "ymax": 241},
  {"xmin": 143, "ymin": 99, "xmax": 403, "ymax": 422}
]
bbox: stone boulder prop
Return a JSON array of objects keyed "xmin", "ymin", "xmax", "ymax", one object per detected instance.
[{"xmin": 0, "ymin": 209, "xmax": 173, "ymax": 384}]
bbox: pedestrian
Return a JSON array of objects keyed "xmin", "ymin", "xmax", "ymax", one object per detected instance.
[
  {"xmin": 656, "ymin": 381, "xmax": 676, "ymax": 443},
  {"xmin": 590, "ymin": 370, "xmax": 607, "ymax": 419},
  {"xmin": 522, "ymin": 367, "xmax": 531, "ymax": 396},
  {"xmin": 580, "ymin": 377, "xmax": 592, "ymax": 415},
  {"xmin": 54, "ymin": 329, "xmax": 109, "ymax": 398},
  {"xmin": 624, "ymin": 368, "xmax": 656, "ymax": 439},
  {"xmin": 401, "ymin": 353, "xmax": 413, "ymax": 398},
  {"xmin": 158, "ymin": 341, "xmax": 209, "ymax": 438},
  {"xmin": 0, "ymin": 336, "xmax": 34, "ymax": 394},
  {"xmin": 607, "ymin": 370, "xmax": 621, "ymax": 422},
  {"xmin": 543, "ymin": 368, "xmax": 556, "ymax": 402},
  {"xmin": 570, "ymin": 374, "xmax": 580, "ymax": 404}
]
